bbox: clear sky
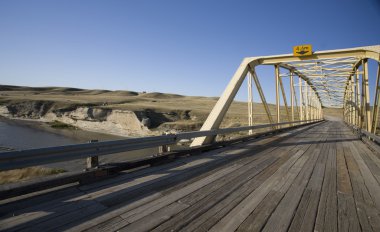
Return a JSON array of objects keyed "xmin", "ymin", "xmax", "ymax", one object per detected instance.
[{"xmin": 0, "ymin": 0, "xmax": 379, "ymax": 103}]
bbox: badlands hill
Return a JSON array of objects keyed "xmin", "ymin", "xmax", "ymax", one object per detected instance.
[{"xmin": 0, "ymin": 85, "xmax": 343, "ymax": 137}]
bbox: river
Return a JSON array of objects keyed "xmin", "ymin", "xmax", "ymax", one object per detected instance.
[
  {"xmin": 0, "ymin": 119, "xmax": 79, "ymax": 150},
  {"xmin": 0, "ymin": 117, "xmax": 159, "ymax": 171}
]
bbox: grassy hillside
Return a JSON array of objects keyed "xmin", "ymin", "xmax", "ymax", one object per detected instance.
[{"xmin": 0, "ymin": 85, "xmax": 296, "ymax": 132}]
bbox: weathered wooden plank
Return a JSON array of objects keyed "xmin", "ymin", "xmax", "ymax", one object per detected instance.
[
  {"xmin": 119, "ymin": 202, "xmax": 189, "ymax": 232},
  {"xmin": 150, "ymin": 151, "xmax": 281, "ymax": 232},
  {"xmin": 235, "ymin": 129, "xmax": 323, "ymax": 231},
  {"xmin": 208, "ymin": 146, "xmax": 309, "ymax": 232},
  {"xmin": 349, "ymin": 142, "xmax": 380, "ymax": 211},
  {"xmin": 184, "ymin": 144, "xmax": 301, "ymax": 232},
  {"xmin": 0, "ymin": 121, "xmax": 334, "ymax": 232},
  {"xmin": 181, "ymin": 125, "xmax": 324, "ymax": 231},
  {"xmin": 0, "ymin": 184, "xmax": 81, "ymax": 218},
  {"xmin": 61, "ymin": 131, "xmax": 302, "ymax": 232},
  {"xmin": 314, "ymin": 136, "xmax": 338, "ymax": 232},
  {"xmin": 335, "ymin": 130, "xmax": 361, "ymax": 232},
  {"xmin": 344, "ymin": 140, "xmax": 380, "ymax": 231},
  {"xmin": 86, "ymin": 135, "xmax": 289, "ymax": 208},
  {"xmin": 0, "ymin": 189, "xmax": 88, "ymax": 230},
  {"xmin": 114, "ymin": 143, "xmax": 292, "ymax": 231},
  {"xmin": 86, "ymin": 127, "xmax": 318, "ymax": 232},
  {"xmin": 99, "ymin": 162, "xmax": 243, "ymax": 230},
  {"xmin": 116, "ymin": 156, "xmax": 274, "ymax": 230},
  {"xmin": 0, "ymin": 152, "xmax": 232, "ymax": 231},
  {"xmin": 115, "ymin": 142, "xmax": 282, "ymax": 228},
  {"xmin": 353, "ymin": 140, "xmax": 380, "ymax": 187},
  {"xmin": 81, "ymin": 150, "xmax": 250, "ymax": 208},
  {"xmin": 259, "ymin": 142, "xmax": 325, "ymax": 232},
  {"xmin": 62, "ymin": 192, "xmax": 162, "ymax": 232},
  {"xmin": 78, "ymin": 143, "xmax": 241, "ymax": 192},
  {"xmin": 0, "ymin": 198, "xmax": 104, "ymax": 231},
  {"xmin": 23, "ymin": 201, "xmax": 107, "ymax": 232},
  {"xmin": 239, "ymin": 125, "xmax": 326, "ymax": 231},
  {"xmin": 287, "ymin": 144, "xmax": 328, "ymax": 232}
]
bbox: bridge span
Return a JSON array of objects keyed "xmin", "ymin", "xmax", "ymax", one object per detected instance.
[
  {"xmin": 1, "ymin": 45, "xmax": 380, "ymax": 231},
  {"xmin": 1, "ymin": 120, "xmax": 380, "ymax": 231}
]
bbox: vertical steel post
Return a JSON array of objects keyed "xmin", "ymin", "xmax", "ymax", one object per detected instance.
[
  {"xmin": 275, "ymin": 65, "xmax": 280, "ymax": 127},
  {"xmin": 310, "ymin": 91, "xmax": 313, "ymax": 120},
  {"xmin": 309, "ymin": 85, "xmax": 312, "ymax": 121},
  {"xmin": 290, "ymin": 71, "xmax": 294, "ymax": 124},
  {"xmin": 248, "ymin": 72, "xmax": 254, "ymax": 135},
  {"xmin": 371, "ymin": 62, "xmax": 380, "ymax": 134},
  {"xmin": 356, "ymin": 68, "xmax": 361, "ymax": 126},
  {"xmin": 347, "ymin": 83, "xmax": 350, "ymax": 123},
  {"xmin": 361, "ymin": 62, "xmax": 365, "ymax": 128},
  {"xmin": 363, "ymin": 59, "xmax": 371, "ymax": 131},
  {"xmin": 343, "ymin": 87, "xmax": 347, "ymax": 123},
  {"xmin": 312, "ymin": 88, "xmax": 314, "ymax": 120},
  {"xmin": 353, "ymin": 71, "xmax": 357, "ymax": 126},
  {"xmin": 350, "ymin": 82, "xmax": 352, "ymax": 124},
  {"xmin": 314, "ymin": 94, "xmax": 316, "ymax": 120},
  {"xmin": 293, "ymin": 74, "xmax": 299, "ymax": 121},
  {"xmin": 299, "ymin": 76, "xmax": 303, "ymax": 122},
  {"xmin": 250, "ymin": 69, "xmax": 275, "ymax": 126},
  {"xmin": 278, "ymin": 72, "xmax": 291, "ymax": 122},
  {"xmin": 351, "ymin": 78, "xmax": 354, "ymax": 125},
  {"xmin": 305, "ymin": 81, "xmax": 309, "ymax": 121}
]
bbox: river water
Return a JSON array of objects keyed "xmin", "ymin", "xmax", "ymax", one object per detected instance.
[
  {"xmin": 0, "ymin": 118, "xmax": 159, "ymax": 171},
  {"xmin": 0, "ymin": 120, "xmax": 79, "ymax": 150}
]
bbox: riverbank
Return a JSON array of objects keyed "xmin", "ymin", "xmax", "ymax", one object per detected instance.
[
  {"xmin": 0, "ymin": 117, "xmax": 159, "ymax": 173},
  {"xmin": 0, "ymin": 116, "xmax": 124, "ymax": 146},
  {"xmin": 0, "ymin": 85, "xmax": 255, "ymax": 138}
]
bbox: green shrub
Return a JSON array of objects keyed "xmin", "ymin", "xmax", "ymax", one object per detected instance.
[{"xmin": 49, "ymin": 120, "xmax": 76, "ymax": 129}]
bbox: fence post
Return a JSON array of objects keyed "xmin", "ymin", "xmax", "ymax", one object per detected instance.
[
  {"xmin": 158, "ymin": 145, "xmax": 169, "ymax": 154},
  {"xmin": 158, "ymin": 132, "xmax": 171, "ymax": 155},
  {"xmin": 86, "ymin": 140, "xmax": 99, "ymax": 170}
]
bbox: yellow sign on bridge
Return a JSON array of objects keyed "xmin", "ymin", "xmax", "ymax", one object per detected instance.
[{"xmin": 293, "ymin": 44, "xmax": 313, "ymax": 56}]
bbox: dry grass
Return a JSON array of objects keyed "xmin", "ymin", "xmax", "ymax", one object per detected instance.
[
  {"xmin": 0, "ymin": 167, "xmax": 65, "ymax": 185},
  {"xmin": 0, "ymin": 84, "xmax": 328, "ymax": 135},
  {"xmin": 0, "ymin": 85, "xmax": 291, "ymax": 129}
]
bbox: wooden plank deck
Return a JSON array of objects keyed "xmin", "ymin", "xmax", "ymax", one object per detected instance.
[{"xmin": 1, "ymin": 121, "xmax": 380, "ymax": 231}]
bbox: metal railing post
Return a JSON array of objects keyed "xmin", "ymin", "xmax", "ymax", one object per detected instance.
[{"xmin": 86, "ymin": 140, "xmax": 99, "ymax": 170}]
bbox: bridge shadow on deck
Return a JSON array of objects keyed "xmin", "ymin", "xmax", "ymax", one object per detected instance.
[
  {"xmin": 3, "ymin": 121, "xmax": 380, "ymax": 231},
  {"xmin": 0, "ymin": 122, "xmax": 322, "ymax": 231}
]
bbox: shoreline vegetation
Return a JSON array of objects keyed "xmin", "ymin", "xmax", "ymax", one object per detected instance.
[
  {"xmin": 48, "ymin": 120, "xmax": 77, "ymax": 129},
  {"xmin": 0, "ymin": 167, "xmax": 66, "ymax": 185}
]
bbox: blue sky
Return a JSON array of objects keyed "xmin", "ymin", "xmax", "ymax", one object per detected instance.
[{"xmin": 0, "ymin": 0, "xmax": 379, "ymax": 104}]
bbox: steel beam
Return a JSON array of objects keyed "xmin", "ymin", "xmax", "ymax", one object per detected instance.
[
  {"xmin": 275, "ymin": 65, "xmax": 280, "ymax": 127},
  {"xmin": 249, "ymin": 68, "xmax": 275, "ymax": 125},
  {"xmin": 299, "ymin": 76, "xmax": 303, "ymax": 121},
  {"xmin": 363, "ymin": 59, "xmax": 372, "ymax": 131},
  {"xmin": 290, "ymin": 71, "xmax": 295, "ymax": 124},
  {"xmin": 190, "ymin": 59, "xmax": 250, "ymax": 146},
  {"xmin": 278, "ymin": 69, "xmax": 291, "ymax": 122},
  {"xmin": 371, "ymin": 62, "xmax": 380, "ymax": 134},
  {"xmin": 248, "ymin": 72, "xmax": 254, "ymax": 135}
]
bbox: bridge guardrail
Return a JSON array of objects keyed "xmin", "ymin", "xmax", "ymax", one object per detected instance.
[
  {"xmin": 346, "ymin": 123, "xmax": 380, "ymax": 144},
  {"xmin": 0, "ymin": 119, "xmax": 320, "ymax": 171}
]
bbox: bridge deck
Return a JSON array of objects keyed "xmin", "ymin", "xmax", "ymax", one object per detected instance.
[{"xmin": 1, "ymin": 121, "xmax": 380, "ymax": 231}]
